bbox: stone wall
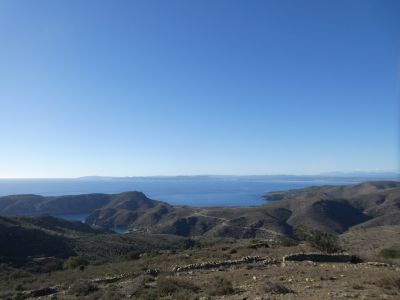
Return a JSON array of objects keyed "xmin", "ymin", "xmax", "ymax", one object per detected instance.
[
  {"xmin": 173, "ymin": 255, "xmax": 277, "ymax": 272},
  {"xmin": 283, "ymin": 253, "xmax": 363, "ymax": 264}
]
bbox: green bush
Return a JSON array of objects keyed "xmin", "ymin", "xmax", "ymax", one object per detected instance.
[
  {"xmin": 182, "ymin": 239, "xmax": 196, "ymax": 249},
  {"xmin": 206, "ymin": 276, "xmax": 234, "ymax": 296},
  {"xmin": 379, "ymin": 247, "xmax": 400, "ymax": 259},
  {"xmin": 64, "ymin": 256, "xmax": 89, "ymax": 269},
  {"xmin": 294, "ymin": 225, "xmax": 342, "ymax": 253},
  {"xmin": 280, "ymin": 238, "xmax": 300, "ymax": 247},
  {"xmin": 309, "ymin": 232, "xmax": 342, "ymax": 253},
  {"xmin": 293, "ymin": 225, "xmax": 309, "ymax": 240}
]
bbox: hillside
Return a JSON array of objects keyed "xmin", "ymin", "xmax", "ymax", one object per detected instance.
[
  {"xmin": 0, "ymin": 214, "xmax": 196, "ymax": 269},
  {"xmin": 1, "ymin": 181, "xmax": 399, "ymax": 239},
  {"xmin": 0, "ymin": 216, "xmax": 75, "ymax": 264},
  {"xmin": 84, "ymin": 181, "xmax": 400, "ymax": 238},
  {"xmin": 1, "ymin": 181, "xmax": 400, "ymax": 299},
  {"xmin": 265, "ymin": 181, "xmax": 400, "ymax": 233},
  {"xmin": 0, "ymin": 191, "xmax": 157, "ymax": 216}
]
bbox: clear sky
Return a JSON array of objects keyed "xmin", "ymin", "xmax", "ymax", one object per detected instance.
[{"xmin": 0, "ymin": 0, "xmax": 399, "ymax": 178}]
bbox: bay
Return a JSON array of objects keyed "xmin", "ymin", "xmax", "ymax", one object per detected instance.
[{"xmin": 0, "ymin": 177, "xmax": 355, "ymax": 207}]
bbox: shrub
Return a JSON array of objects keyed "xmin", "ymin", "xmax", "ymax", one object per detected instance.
[
  {"xmin": 309, "ymin": 232, "xmax": 342, "ymax": 253},
  {"xmin": 41, "ymin": 261, "xmax": 63, "ymax": 273},
  {"xmin": 280, "ymin": 238, "xmax": 300, "ymax": 247},
  {"xmin": 129, "ymin": 275, "xmax": 158, "ymax": 299},
  {"xmin": 294, "ymin": 225, "xmax": 342, "ymax": 253},
  {"xmin": 182, "ymin": 239, "xmax": 196, "ymax": 249},
  {"xmin": 350, "ymin": 255, "xmax": 363, "ymax": 264},
  {"xmin": 379, "ymin": 247, "xmax": 400, "ymax": 259},
  {"xmin": 126, "ymin": 251, "xmax": 141, "ymax": 261},
  {"xmin": 156, "ymin": 277, "xmax": 199, "ymax": 298},
  {"xmin": 64, "ymin": 256, "xmax": 89, "ymax": 269},
  {"xmin": 376, "ymin": 276, "xmax": 400, "ymax": 293},
  {"xmin": 293, "ymin": 224, "xmax": 316, "ymax": 241},
  {"xmin": 70, "ymin": 280, "xmax": 98, "ymax": 296},
  {"xmin": 248, "ymin": 240, "xmax": 269, "ymax": 249},
  {"xmin": 206, "ymin": 276, "xmax": 234, "ymax": 296},
  {"xmin": 264, "ymin": 281, "xmax": 293, "ymax": 294},
  {"xmin": 9, "ymin": 270, "xmax": 31, "ymax": 280},
  {"xmin": 11, "ymin": 292, "xmax": 25, "ymax": 300}
]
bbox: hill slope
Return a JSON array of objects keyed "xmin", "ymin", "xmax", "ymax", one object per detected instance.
[
  {"xmin": 0, "ymin": 214, "xmax": 195, "ymax": 267},
  {"xmin": 1, "ymin": 181, "xmax": 399, "ymax": 239},
  {"xmin": 86, "ymin": 181, "xmax": 400, "ymax": 238},
  {"xmin": 0, "ymin": 191, "xmax": 158, "ymax": 217}
]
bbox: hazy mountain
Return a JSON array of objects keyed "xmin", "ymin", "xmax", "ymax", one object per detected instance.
[
  {"xmin": 77, "ymin": 172, "xmax": 399, "ymax": 181},
  {"xmin": 317, "ymin": 171, "xmax": 399, "ymax": 179}
]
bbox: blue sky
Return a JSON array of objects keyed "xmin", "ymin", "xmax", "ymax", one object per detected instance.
[{"xmin": 0, "ymin": 0, "xmax": 399, "ymax": 178}]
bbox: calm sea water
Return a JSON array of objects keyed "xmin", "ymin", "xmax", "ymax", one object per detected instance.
[{"xmin": 0, "ymin": 178, "xmax": 355, "ymax": 207}]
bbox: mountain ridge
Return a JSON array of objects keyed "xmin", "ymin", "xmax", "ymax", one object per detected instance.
[{"xmin": 1, "ymin": 181, "xmax": 398, "ymax": 239}]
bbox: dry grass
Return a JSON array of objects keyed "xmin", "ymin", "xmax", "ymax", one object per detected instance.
[{"xmin": 1, "ymin": 236, "xmax": 400, "ymax": 299}]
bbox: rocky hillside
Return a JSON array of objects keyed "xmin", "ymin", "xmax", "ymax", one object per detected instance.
[
  {"xmin": 1, "ymin": 181, "xmax": 399, "ymax": 239},
  {"xmin": 265, "ymin": 181, "xmax": 400, "ymax": 233},
  {"xmin": 1, "ymin": 181, "xmax": 399, "ymax": 299},
  {"xmin": 85, "ymin": 181, "xmax": 400, "ymax": 238},
  {"xmin": 0, "ymin": 214, "xmax": 195, "ymax": 267}
]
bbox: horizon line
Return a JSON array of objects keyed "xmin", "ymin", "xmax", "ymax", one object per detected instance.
[{"xmin": 0, "ymin": 171, "xmax": 399, "ymax": 180}]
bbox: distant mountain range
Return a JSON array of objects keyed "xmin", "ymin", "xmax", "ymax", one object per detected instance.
[
  {"xmin": 317, "ymin": 171, "xmax": 400, "ymax": 178},
  {"xmin": 76, "ymin": 172, "xmax": 399, "ymax": 181}
]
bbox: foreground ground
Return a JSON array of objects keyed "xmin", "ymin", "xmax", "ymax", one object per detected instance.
[
  {"xmin": 1, "ymin": 181, "xmax": 399, "ymax": 299},
  {"xmin": 1, "ymin": 233, "xmax": 399, "ymax": 300}
]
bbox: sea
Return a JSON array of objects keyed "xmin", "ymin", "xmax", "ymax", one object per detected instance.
[{"xmin": 0, "ymin": 177, "xmax": 357, "ymax": 207}]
